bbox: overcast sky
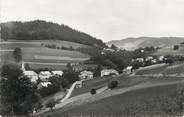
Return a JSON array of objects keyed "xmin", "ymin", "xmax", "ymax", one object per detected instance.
[{"xmin": 1, "ymin": 0, "xmax": 184, "ymax": 42}]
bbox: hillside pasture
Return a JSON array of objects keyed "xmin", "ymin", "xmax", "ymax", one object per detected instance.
[
  {"xmin": 0, "ymin": 41, "xmax": 90, "ymax": 70},
  {"xmin": 135, "ymin": 62, "xmax": 184, "ymax": 76},
  {"xmin": 42, "ymin": 76, "xmax": 184, "ymax": 116},
  {"xmin": 1, "ymin": 40, "xmax": 90, "ymax": 49},
  {"xmin": 62, "ymin": 83, "xmax": 181, "ymax": 116},
  {"xmin": 154, "ymin": 47, "xmax": 184, "ymax": 56},
  {"xmin": 70, "ymin": 77, "xmax": 113, "ymax": 97}
]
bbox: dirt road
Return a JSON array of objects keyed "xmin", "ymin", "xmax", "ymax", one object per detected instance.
[{"xmin": 41, "ymin": 78, "xmax": 184, "ymax": 115}]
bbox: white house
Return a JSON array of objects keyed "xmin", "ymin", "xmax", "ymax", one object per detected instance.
[
  {"xmin": 136, "ymin": 58, "xmax": 144, "ymax": 62},
  {"xmin": 39, "ymin": 71, "xmax": 52, "ymax": 81},
  {"xmin": 51, "ymin": 70, "xmax": 63, "ymax": 76},
  {"xmin": 79, "ymin": 70, "xmax": 93, "ymax": 80},
  {"xmin": 123, "ymin": 66, "xmax": 133, "ymax": 74},
  {"xmin": 101, "ymin": 69, "xmax": 119, "ymax": 77},
  {"xmin": 159, "ymin": 56, "xmax": 165, "ymax": 62},
  {"xmin": 23, "ymin": 70, "xmax": 38, "ymax": 83},
  {"xmin": 37, "ymin": 82, "xmax": 51, "ymax": 89},
  {"xmin": 75, "ymin": 81, "xmax": 83, "ymax": 89},
  {"xmin": 145, "ymin": 56, "xmax": 153, "ymax": 61},
  {"xmin": 151, "ymin": 59, "xmax": 157, "ymax": 63}
]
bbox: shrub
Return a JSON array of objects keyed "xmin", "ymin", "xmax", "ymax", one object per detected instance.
[
  {"xmin": 90, "ymin": 88, "xmax": 96, "ymax": 95},
  {"xmin": 45, "ymin": 99, "xmax": 56, "ymax": 110},
  {"xmin": 108, "ymin": 81, "xmax": 118, "ymax": 89}
]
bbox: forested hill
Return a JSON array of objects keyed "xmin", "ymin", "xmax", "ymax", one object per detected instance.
[{"xmin": 1, "ymin": 20, "xmax": 105, "ymax": 47}]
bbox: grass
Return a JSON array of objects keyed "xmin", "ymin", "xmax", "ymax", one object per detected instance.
[
  {"xmin": 45, "ymin": 82, "xmax": 183, "ymax": 116},
  {"xmin": 0, "ymin": 40, "xmax": 90, "ymax": 70},
  {"xmin": 70, "ymin": 76, "xmax": 113, "ymax": 97},
  {"xmin": 136, "ymin": 62, "xmax": 184, "ymax": 76},
  {"xmin": 1, "ymin": 40, "xmax": 89, "ymax": 49},
  {"xmin": 154, "ymin": 47, "xmax": 184, "ymax": 56},
  {"xmin": 40, "ymin": 76, "xmax": 184, "ymax": 117}
]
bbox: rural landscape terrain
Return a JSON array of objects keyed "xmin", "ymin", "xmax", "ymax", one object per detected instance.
[{"xmin": 1, "ymin": 20, "xmax": 184, "ymax": 117}]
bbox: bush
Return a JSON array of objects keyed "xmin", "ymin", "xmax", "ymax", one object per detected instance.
[
  {"xmin": 90, "ymin": 88, "xmax": 96, "ymax": 95},
  {"xmin": 45, "ymin": 99, "xmax": 56, "ymax": 110},
  {"xmin": 108, "ymin": 81, "xmax": 118, "ymax": 89}
]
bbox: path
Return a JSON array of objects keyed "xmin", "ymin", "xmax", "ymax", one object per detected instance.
[
  {"xmin": 38, "ymin": 79, "xmax": 184, "ymax": 115},
  {"xmin": 24, "ymin": 61, "xmax": 67, "ymax": 66},
  {"xmin": 0, "ymin": 49, "xmax": 14, "ymax": 52},
  {"xmin": 36, "ymin": 83, "xmax": 108, "ymax": 115}
]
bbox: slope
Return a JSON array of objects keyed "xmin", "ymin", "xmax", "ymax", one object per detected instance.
[{"xmin": 107, "ymin": 37, "xmax": 184, "ymax": 50}]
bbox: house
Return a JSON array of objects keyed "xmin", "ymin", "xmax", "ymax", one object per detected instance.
[
  {"xmin": 123, "ymin": 66, "xmax": 133, "ymax": 74},
  {"xmin": 145, "ymin": 56, "xmax": 153, "ymax": 61},
  {"xmin": 37, "ymin": 82, "xmax": 51, "ymax": 89},
  {"xmin": 39, "ymin": 71, "xmax": 52, "ymax": 81},
  {"xmin": 159, "ymin": 56, "xmax": 165, "ymax": 62},
  {"xmin": 151, "ymin": 59, "xmax": 157, "ymax": 63},
  {"xmin": 23, "ymin": 70, "xmax": 38, "ymax": 83},
  {"xmin": 75, "ymin": 81, "xmax": 83, "ymax": 89},
  {"xmin": 51, "ymin": 70, "xmax": 63, "ymax": 76},
  {"xmin": 79, "ymin": 70, "xmax": 93, "ymax": 80},
  {"xmin": 101, "ymin": 69, "xmax": 119, "ymax": 77},
  {"xmin": 136, "ymin": 58, "xmax": 144, "ymax": 62},
  {"xmin": 72, "ymin": 64, "xmax": 98, "ymax": 72}
]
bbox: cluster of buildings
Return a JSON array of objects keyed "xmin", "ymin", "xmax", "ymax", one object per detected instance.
[
  {"xmin": 132, "ymin": 55, "xmax": 165, "ymax": 64},
  {"xmin": 22, "ymin": 62, "xmax": 121, "ymax": 89},
  {"xmin": 22, "ymin": 62, "xmax": 63, "ymax": 89}
]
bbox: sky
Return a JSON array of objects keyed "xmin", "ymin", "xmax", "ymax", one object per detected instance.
[{"xmin": 1, "ymin": 0, "xmax": 184, "ymax": 42}]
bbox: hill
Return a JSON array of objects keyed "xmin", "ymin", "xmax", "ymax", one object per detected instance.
[
  {"xmin": 1, "ymin": 20, "xmax": 105, "ymax": 47},
  {"xmin": 135, "ymin": 62, "xmax": 184, "ymax": 76},
  {"xmin": 107, "ymin": 37, "xmax": 184, "ymax": 50},
  {"xmin": 0, "ymin": 40, "xmax": 90, "ymax": 70},
  {"xmin": 40, "ymin": 76, "xmax": 184, "ymax": 116}
]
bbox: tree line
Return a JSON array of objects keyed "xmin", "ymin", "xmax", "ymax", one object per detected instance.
[{"xmin": 1, "ymin": 20, "xmax": 106, "ymax": 47}]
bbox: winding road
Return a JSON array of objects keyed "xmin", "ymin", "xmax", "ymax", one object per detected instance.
[{"xmin": 36, "ymin": 78, "xmax": 184, "ymax": 115}]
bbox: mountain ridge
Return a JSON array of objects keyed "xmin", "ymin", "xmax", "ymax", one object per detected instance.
[
  {"xmin": 107, "ymin": 37, "xmax": 184, "ymax": 50},
  {"xmin": 1, "ymin": 20, "xmax": 106, "ymax": 47}
]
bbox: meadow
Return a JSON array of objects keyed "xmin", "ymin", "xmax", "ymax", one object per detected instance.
[
  {"xmin": 135, "ymin": 62, "xmax": 184, "ymax": 76},
  {"xmin": 154, "ymin": 47, "xmax": 184, "ymax": 56},
  {"xmin": 0, "ymin": 40, "xmax": 90, "ymax": 70},
  {"xmin": 40, "ymin": 76, "xmax": 184, "ymax": 117}
]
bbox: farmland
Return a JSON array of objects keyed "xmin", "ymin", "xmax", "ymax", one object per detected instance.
[
  {"xmin": 154, "ymin": 47, "xmax": 184, "ymax": 56},
  {"xmin": 41, "ymin": 76, "xmax": 184, "ymax": 116},
  {"xmin": 0, "ymin": 40, "xmax": 90, "ymax": 49},
  {"xmin": 135, "ymin": 62, "xmax": 184, "ymax": 76},
  {"xmin": 0, "ymin": 40, "xmax": 90, "ymax": 70}
]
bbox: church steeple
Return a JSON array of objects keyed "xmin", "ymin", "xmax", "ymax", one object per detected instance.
[{"xmin": 22, "ymin": 61, "xmax": 25, "ymax": 71}]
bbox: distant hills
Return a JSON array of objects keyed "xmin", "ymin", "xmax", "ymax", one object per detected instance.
[
  {"xmin": 1, "ymin": 20, "xmax": 105, "ymax": 47},
  {"xmin": 107, "ymin": 37, "xmax": 184, "ymax": 50}
]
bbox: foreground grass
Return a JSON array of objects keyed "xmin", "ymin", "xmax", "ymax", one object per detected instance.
[{"xmin": 41, "ymin": 77, "xmax": 184, "ymax": 117}]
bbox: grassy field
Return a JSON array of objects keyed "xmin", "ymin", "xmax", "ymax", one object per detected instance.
[
  {"xmin": 154, "ymin": 47, "xmax": 184, "ymax": 56},
  {"xmin": 70, "ymin": 76, "xmax": 113, "ymax": 97},
  {"xmin": 0, "ymin": 40, "xmax": 90, "ymax": 49},
  {"xmin": 136, "ymin": 62, "xmax": 184, "ymax": 76},
  {"xmin": 43, "ymin": 78, "xmax": 184, "ymax": 116},
  {"xmin": 0, "ymin": 40, "xmax": 90, "ymax": 70}
]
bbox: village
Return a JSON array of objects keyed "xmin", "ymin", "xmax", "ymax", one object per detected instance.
[{"xmin": 22, "ymin": 43, "xmax": 184, "ymax": 96}]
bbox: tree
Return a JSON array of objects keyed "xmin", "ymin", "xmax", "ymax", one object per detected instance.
[
  {"xmin": 173, "ymin": 45, "xmax": 179, "ymax": 50},
  {"xmin": 94, "ymin": 64, "xmax": 102, "ymax": 77},
  {"xmin": 90, "ymin": 88, "xmax": 96, "ymax": 95},
  {"xmin": 45, "ymin": 99, "xmax": 56, "ymax": 110},
  {"xmin": 108, "ymin": 81, "xmax": 118, "ymax": 89},
  {"xmin": 0, "ymin": 64, "xmax": 39, "ymax": 116},
  {"xmin": 13, "ymin": 48, "xmax": 22, "ymax": 62},
  {"xmin": 62, "ymin": 71, "xmax": 79, "ymax": 84},
  {"xmin": 111, "ymin": 44, "xmax": 118, "ymax": 50}
]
